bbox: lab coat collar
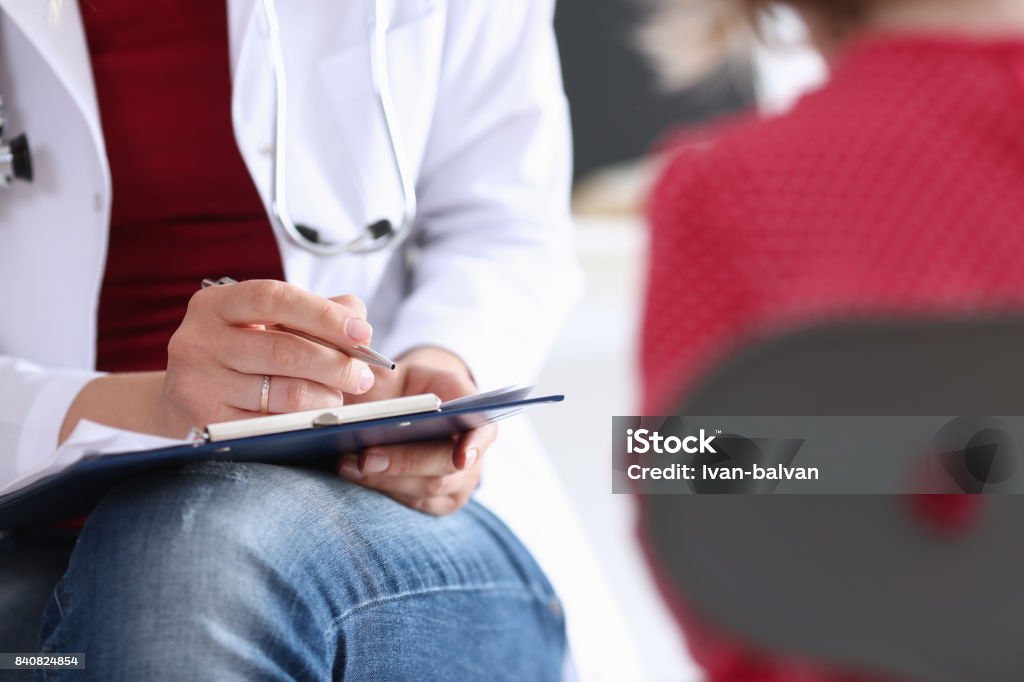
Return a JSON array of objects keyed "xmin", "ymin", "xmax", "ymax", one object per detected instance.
[
  {"xmin": 0, "ymin": 0, "xmax": 261, "ymax": 208},
  {"xmin": 0, "ymin": 0, "xmax": 107, "ymax": 184}
]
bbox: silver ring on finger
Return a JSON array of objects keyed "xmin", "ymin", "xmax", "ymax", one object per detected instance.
[{"xmin": 259, "ymin": 374, "xmax": 272, "ymax": 413}]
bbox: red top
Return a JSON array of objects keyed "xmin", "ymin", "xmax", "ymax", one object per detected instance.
[
  {"xmin": 643, "ymin": 34, "xmax": 1024, "ymax": 680},
  {"xmin": 84, "ymin": 1, "xmax": 284, "ymax": 373}
]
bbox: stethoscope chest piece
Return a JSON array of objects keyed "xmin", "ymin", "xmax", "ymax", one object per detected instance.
[{"xmin": 0, "ymin": 96, "xmax": 32, "ymax": 188}]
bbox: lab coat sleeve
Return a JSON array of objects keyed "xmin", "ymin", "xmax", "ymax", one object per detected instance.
[
  {"xmin": 376, "ymin": 0, "xmax": 584, "ymax": 390},
  {"xmin": 0, "ymin": 357, "xmax": 100, "ymax": 490}
]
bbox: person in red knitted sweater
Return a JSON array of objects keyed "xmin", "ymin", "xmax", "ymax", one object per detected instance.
[{"xmin": 642, "ymin": 0, "xmax": 1024, "ymax": 679}]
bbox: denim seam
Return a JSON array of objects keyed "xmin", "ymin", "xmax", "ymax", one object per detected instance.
[
  {"xmin": 52, "ymin": 581, "xmax": 66, "ymax": 620},
  {"xmin": 326, "ymin": 582, "xmax": 560, "ymax": 637}
]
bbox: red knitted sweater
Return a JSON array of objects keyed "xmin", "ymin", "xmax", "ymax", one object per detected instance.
[{"xmin": 642, "ymin": 33, "xmax": 1024, "ymax": 680}]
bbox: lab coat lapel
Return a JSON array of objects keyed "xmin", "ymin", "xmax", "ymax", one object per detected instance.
[{"xmin": 0, "ymin": 0, "xmax": 107, "ymax": 179}]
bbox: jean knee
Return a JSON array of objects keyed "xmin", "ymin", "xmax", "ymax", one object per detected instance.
[
  {"xmin": 43, "ymin": 462, "xmax": 565, "ymax": 679},
  {"xmin": 57, "ymin": 466, "xmax": 327, "ymax": 615},
  {"xmin": 66, "ymin": 461, "xmax": 558, "ymax": 603}
]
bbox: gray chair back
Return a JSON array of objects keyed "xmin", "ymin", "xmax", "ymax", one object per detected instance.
[{"xmin": 643, "ymin": 318, "xmax": 1024, "ymax": 682}]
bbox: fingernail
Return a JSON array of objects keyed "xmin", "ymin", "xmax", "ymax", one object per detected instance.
[
  {"xmin": 345, "ymin": 318, "xmax": 372, "ymax": 343},
  {"xmin": 464, "ymin": 447, "xmax": 479, "ymax": 470},
  {"xmin": 363, "ymin": 450, "xmax": 390, "ymax": 474},
  {"xmin": 358, "ymin": 365, "xmax": 375, "ymax": 392},
  {"xmin": 340, "ymin": 458, "xmax": 363, "ymax": 479}
]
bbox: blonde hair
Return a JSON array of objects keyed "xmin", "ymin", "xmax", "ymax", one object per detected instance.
[
  {"xmin": 639, "ymin": 0, "xmax": 876, "ymax": 89},
  {"xmin": 638, "ymin": 1, "xmax": 755, "ymax": 90}
]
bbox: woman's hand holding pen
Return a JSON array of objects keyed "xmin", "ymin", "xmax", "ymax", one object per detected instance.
[
  {"xmin": 338, "ymin": 347, "xmax": 497, "ymax": 517},
  {"xmin": 59, "ymin": 281, "xmax": 487, "ymax": 518},
  {"xmin": 158, "ymin": 280, "xmax": 377, "ymax": 435},
  {"xmin": 60, "ymin": 280, "xmax": 377, "ymax": 442}
]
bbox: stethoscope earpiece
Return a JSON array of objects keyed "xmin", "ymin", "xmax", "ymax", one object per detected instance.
[
  {"xmin": 290, "ymin": 219, "xmax": 394, "ymax": 248},
  {"xmin": 0, "ymin": 93, "xmax": 33, "ymax": 188},
  {"xmin": 8, "ymin": 134, "xmax": 33, "ymax": 183},
  {"xmin": 367, "ymin": 219, "xmax": 394, "ymax": 241},
  {"xmin": 294, "ymin": 224, "xmax": 321, "ymax": 243}
]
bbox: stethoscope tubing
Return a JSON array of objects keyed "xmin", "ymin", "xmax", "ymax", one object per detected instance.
[
  {"xmin": 263, "ymin": 0, "xmax": 417, "ymax": 256},
  {"xmin": 0, "ymin": 0, "xmax": 415, "ymax": 254},
  {"xmin": 369, "ymin": 0, "xmax": 417, "ymax": 249}
]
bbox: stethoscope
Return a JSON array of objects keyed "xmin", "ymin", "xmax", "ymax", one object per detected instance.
[
  {"xmin": 261, "ymin": 0, "xmax": 416, "ymax": 255},
  {"xmin": 0, "ymin": 0, "xmax": 415, "ymax": 257}
]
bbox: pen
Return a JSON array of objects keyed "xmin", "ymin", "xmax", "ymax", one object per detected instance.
[{"xmin": 200, "ymin": 277, "xmax": 397, "ymax": 371}]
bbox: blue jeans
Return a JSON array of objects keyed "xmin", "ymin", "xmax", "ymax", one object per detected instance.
[{"xmin": 22, "ymin": 462, "xmax": 565, "ymax": 680}]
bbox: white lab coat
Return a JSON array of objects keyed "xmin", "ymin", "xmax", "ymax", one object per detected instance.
[{"xmin": 0, "ymin": 0, "xmax": 642, "ymax": 679}]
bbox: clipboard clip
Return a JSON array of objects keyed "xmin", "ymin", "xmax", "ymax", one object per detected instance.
[
  {"xmin": 189, "ymin": 428, "xmax": 210, "ymax": 446},
  {"xmin": 312, "ymin": 412, "xmax": 346, "ymax": 428}
]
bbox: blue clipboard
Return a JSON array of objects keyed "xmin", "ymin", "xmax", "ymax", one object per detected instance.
[{"xmin": 0, "ymin": 392, "xmax": 564, "ymax": 530}]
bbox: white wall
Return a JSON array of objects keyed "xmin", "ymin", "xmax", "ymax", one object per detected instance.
[{"xmin": 533, "ymin": 217, "xmax": 703, "ymax": 682}]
